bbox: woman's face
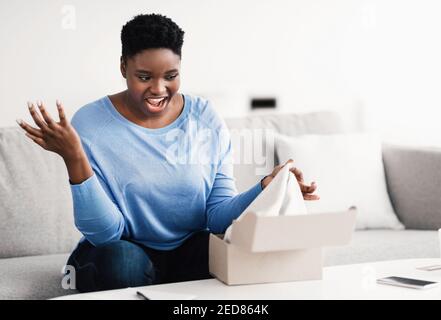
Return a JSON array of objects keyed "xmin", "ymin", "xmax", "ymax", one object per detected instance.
[{"xmin": 121, "ymin": 48, "xmax": 181, "ymax": 117}]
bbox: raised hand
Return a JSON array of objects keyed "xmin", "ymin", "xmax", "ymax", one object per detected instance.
[{"xmin": 17, "ymin": 101, "xmax": 84, "ymax": 161}]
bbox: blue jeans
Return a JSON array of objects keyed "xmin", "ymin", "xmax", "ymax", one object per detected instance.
[{"xmin": 66, "ymin": 230, "xmax": 213, "ymax": 292}]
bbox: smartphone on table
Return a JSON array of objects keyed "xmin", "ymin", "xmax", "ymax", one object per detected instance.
[{"xmin": 377, "ymin": 276, "xmax": 439, "ymax": 290}]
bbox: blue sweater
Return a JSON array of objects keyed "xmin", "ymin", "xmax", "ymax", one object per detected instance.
[{"xmin": 70, "ymin": 94, "xmax": 262, "ymax": 250}]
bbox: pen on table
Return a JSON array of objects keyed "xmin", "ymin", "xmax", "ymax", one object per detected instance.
[{"xmin": 136, "ymin": 291, "xmax": 150, "ymax": 300}]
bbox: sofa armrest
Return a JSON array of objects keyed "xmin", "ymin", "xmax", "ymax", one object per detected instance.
[{"xmin": 383, "ymin": 144, "xmax": 441, "ymax": 230}]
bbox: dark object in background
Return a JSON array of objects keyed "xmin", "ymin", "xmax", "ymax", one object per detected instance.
[{"xmin": 251, "ymin": 98, "xmax": 277, "ymax": 109}]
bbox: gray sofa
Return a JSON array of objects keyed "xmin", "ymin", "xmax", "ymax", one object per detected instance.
[{"xmin": 0, "ymin": 111, "xmax": 440, "ymax": 300}]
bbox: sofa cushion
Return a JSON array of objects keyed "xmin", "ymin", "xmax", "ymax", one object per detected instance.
[
  {"xmin": 225, "ymin": 111, "xmax": 345, "ymax": 192},
  {"xmin": 383, "ymin": 145, "xmax": 441, "ymax": 230},
  {"xmin": 0, "ymin": 127, "xmax": 81, "ymax": 258},
  {"xmin": 324, "ymin": 230, "xmax": 439, "ymax": 266},
  {"xmin": 275, "ymin": 133, "xmax": 404, "ymax": 230},
  {"xmin": 0, "ymin": 253, "xmax": 76, "ymax": 300}
]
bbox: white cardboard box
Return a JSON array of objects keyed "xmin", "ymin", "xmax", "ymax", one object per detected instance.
[{"xmin": 209, "ymin": 207, "xmax": 357, "ymax": 285}]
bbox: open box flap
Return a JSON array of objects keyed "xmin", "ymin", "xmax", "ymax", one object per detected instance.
[{"xmin": 229, "ymin": 207, "xmax": 357, "ymax": 252}]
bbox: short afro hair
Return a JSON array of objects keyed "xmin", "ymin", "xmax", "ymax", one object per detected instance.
[{"xmin": 121, "ymin": 14, "xmax": 184, "ymax": 62}]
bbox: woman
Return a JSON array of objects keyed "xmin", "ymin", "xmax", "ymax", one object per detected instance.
[{"xmin": 17, "ymin": 14, "xmax": 319, "ymax": 292}]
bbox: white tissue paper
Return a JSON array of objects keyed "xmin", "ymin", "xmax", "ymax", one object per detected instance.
[{"xmin": 224, "ymin": 162, "xmax": 307, "ymax": 243}]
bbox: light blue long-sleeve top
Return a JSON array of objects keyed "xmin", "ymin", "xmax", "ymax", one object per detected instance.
[{"xmin": 70, "ymin": 94, "xmax": 262, "ymax": 250}]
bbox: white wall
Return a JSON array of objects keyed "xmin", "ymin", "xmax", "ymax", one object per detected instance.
[{"xmin": 2, "ymin": 0, "xmax": 441, "ymax": 146}]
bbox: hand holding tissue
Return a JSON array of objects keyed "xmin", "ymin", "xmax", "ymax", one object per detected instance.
[
  {"xmin": 224, "ymin": 162, "xmax": 308, "ymax": 243},
  {"xmin": 208, "ymin": 163, "xmax": 357, "ymax": 285}
]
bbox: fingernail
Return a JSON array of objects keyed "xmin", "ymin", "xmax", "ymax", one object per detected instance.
[
  {"xmin": 56, "ymin": 99, "xmax": 60, "ymax": 105},
  {"xmin": 27, "ymin": 101, "xmax": 32, "ymax": 109},
  {"xmin": 16, "ymin": 119, "xmax": 23, "ymax": 125},
  {"xmin": 37, "ymin": 100, "xmax": 42, "ymax": 107}
]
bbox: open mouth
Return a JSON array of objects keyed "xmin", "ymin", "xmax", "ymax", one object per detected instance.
[{"xmin": 144, "ymin": 97, "xmax": 168, "ymax": 109}]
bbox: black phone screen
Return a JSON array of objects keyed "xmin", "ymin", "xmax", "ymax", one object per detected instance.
[{"xmin": 383, "ymin": 276, "xmax": 437, "ymax": 286}]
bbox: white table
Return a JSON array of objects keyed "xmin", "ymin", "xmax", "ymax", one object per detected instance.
[{"xmin": 53, "ymin": 258, "xmax": 441, "ymax": 300}]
